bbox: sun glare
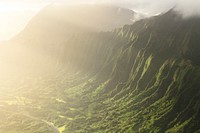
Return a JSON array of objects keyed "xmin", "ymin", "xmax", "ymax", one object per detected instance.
[{"xmin": 0, "ymin": 2, "xmax": 47, "ymax": 41}]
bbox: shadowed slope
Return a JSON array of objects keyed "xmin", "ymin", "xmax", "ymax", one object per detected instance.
[{"xmin": 0, "ymin": 8, "xmax": 200, "ymax": 133}]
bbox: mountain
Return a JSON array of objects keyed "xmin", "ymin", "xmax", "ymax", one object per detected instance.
[
  {"xmin": 0, "ymin": 5, "xmax": 135, "ymax": 78},
  {"xmin": 11, "ymin": 5, "xmax": 135, "ymax": 44},
  {"xmin": 0, "ymin": 7, "xmax": 200, "ymax": 133}
]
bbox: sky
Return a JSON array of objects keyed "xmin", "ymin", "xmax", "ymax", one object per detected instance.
[
  {"xmin": 0, "ymin": 0, "xmax": 200, "ymax": 41},
  {"xmin": 0, "ymin": 1, "xmax": 50, "ymax": 41}
]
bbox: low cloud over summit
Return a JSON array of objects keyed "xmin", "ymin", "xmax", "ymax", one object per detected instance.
[{"xmin": 2, "ymin": 0, "xmax": 200, "ymax": 17}]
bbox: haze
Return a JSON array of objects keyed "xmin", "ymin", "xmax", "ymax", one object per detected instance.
[
  {"xmin": 0, "ymin": 0, "xmax": 200, "ymax": 41},
  {"xmin": 0, "ymin": 0, "xmax": 200, "ymax": 133}
]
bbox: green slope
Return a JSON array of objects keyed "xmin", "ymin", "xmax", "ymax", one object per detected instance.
[{"xmin": 0, "ymin": 9, "xmax": 200, "ymax": 133}]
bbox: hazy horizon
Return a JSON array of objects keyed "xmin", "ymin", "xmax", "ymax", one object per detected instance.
[
  {"xmin": 0, "ymin": 1, "xmax": 200, "ymax": 133},
  {"xmin": 1, "ymin": 0, "xmax": 200, "ymax": 41},
  {"xmin": 0, "ymin": 2, "xmax": 47, "ymax": 41}
]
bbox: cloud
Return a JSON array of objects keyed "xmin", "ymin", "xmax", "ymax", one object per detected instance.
[
  {"xmin": 1, "ymin": 0, "xmax": 200, "ymax": 17},
  {"xmin": 95, "ymin": 0, "xmax": 200, "ymax": 17},
  {"xmin": 175, "ymin": 0, "xmax": 200, "ymax": 17},
  {"xmin": 63, "ymin": 0, "xmax": 200, "ymax": 17},
  {"xmin": 85, "ymin": 0, "xmax": 200, "ymax": 17}
]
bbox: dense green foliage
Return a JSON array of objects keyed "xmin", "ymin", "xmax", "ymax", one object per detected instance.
[{"xmin": 0, "ymin": 9, "xmax": 200, "ymax": 133}]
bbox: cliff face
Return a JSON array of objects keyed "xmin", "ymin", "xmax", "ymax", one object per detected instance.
[
  {"xmin": 56, "ymin": 10, "xmax": 200, "ymax": 132},
  {"xmin": 55, "ymin": 10, "xmax": 200, "ymax": 132},
  {"xmin": 0, "ymin": 6, "xmax": 200, "ymax": 133}
]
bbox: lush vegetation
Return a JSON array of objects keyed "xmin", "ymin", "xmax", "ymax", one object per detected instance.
[{"xmin": 0, "ymin": 9, "xmax": 200, "ymax": 133}]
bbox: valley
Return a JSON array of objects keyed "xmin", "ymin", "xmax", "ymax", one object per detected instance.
[{"xmin": 0, "ymin": 5, "xmax": 200, "ymax": 133}]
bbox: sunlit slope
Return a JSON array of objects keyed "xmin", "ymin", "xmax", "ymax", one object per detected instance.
[
  {"xmin": 11, "ymin": 5, "xmax": 135, "ymax": 44},
  {"xmin": 1, "ymin": 8, "xmax": 200, "ymax": 133},
  {"xmin": 52, "ymin": 10, "xmax": 200, "ymax": 132},
  {"xmin": 0, "ymin": 5, "xmax": 135, "ymax": 77}
]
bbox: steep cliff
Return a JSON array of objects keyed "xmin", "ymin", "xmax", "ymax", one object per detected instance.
[
  {"xmin": 54, "ymin": 10, "xmax": 200, "ymax": 132},
  {"xmin": 0, "ymin": 7, "xmax": 200, "ymax": 133}
]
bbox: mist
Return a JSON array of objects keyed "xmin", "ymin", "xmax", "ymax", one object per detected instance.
[
  {"xmin": 0, "ymin": 0, "xmax": 199, "ymax": 41},
  {"xmin": 53, "ymin": 0, "xmax": 200, "ymax": 17},
  {"xmin": 175, "ymin": 0, "xmax": 200, "ymax": 17},
  {"xmin": 2, "ymin": 0, "xmax": 200, "ymax": 17},
  {"xmin": 94, "ymin": 0, "xmax": 200, "ymax": 17}
]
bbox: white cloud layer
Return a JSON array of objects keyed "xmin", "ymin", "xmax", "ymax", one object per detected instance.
[
  {"xmin": 1, "ymin": 0, "xmax": 200, "ymax": 17},
  {"xmin": 176, "ymin": 0, "xmax": 200, "ymax": 17},
  {"xmin": 0, "ymin": 0, "xmax": 199, "ymax": 41},
  {"xmin": 95, "ymin": 0, "xmax": 200, "ymax": 17}
]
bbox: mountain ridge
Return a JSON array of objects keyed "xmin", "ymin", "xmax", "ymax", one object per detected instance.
[
  {"xmin": 11, "ymin": 5, "xmax": 135, "ymax": 43},
  {"xmin": 0, "ymin": 6, "xmax": 200, "ymax": 133}
]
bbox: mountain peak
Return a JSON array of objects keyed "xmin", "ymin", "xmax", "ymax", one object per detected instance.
[
  {"xmin": 28, "ymin": 5, "xmax": 135, "ymax": 32},
  {"xmin": 10, "ymin": 5, "xmax": 136, "ymax": 44}
]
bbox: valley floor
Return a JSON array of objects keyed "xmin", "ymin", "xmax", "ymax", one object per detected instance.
[{"xmin": 1, "ymin": 60, "xmax": 200, "ymax": 133}]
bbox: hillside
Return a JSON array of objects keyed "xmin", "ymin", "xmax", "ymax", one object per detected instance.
[
  {"xmin": 0, "ymin": 7, "xmax": 200, "ymax": 133},
  {"xmin": 0, "ymin": 5, "xmax": 135, "ymax": 78},
  {"xmin": 11, "ymin": 5, "xmax": 135, "ymax": 44}
]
